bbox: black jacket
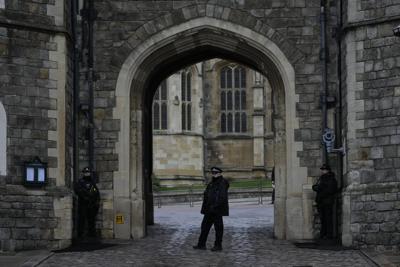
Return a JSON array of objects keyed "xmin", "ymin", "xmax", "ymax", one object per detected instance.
[
  {"xmin": 201, "ymin": 176, "xmax": 229, "ymax": 216},
  {"xmin": 74, "ymin": 177, "xmax": 100, "ymax": 209},
  {"xmin": 312, "ymin": 172, "xmax": 337, "ymax": 206}
]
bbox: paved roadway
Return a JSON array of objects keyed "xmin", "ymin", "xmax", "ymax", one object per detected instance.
[{"xmin": 40, "ymin": 200, "xmax": 373, "ymax": 267}]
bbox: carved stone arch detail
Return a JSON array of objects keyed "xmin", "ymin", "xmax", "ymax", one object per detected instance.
[
  {"xmin": 112, "ymin": 4, "xmax": 306, "ymax": 70},
  {"xmin": 112, "ymin": 16, "xmax": 310, "ymax": 242}
]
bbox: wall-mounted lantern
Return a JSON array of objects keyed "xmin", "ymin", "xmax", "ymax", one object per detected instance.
[{"xmin": 24, "ymin": 157, "xmax": 47, "ymax": 186}]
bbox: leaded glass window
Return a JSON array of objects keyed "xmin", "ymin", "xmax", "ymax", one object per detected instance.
[
  {"xmin": 152, "ymin": 81, "xmax": 168, "ymax": 130},
  {"xmin": 181, "ymin": 70, "xmax": 192, "ymax": 131},
  {"xmin": 220, "ymin": 65, "xmax": 247, "ymax": 133}
]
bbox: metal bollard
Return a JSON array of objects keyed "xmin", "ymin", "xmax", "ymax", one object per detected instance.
[
  {"xmin": 157, "ymin": 197, "xmax": 161, "ymax": 208},
  {"xmin": 189, "ymin": 185, "xmax": 194, "ymax": 207}
]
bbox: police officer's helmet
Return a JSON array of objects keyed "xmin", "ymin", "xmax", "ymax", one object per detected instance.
[
  {"xmin": 82, "ymin": 167, "xmax": 91, "ymax": 173},
  {"xmin": 211, "ymin": 166, "xmax": 222, "ymax": 174},
  {"xmin": 320, "ymin": 164, "xmax": 331, "ymax": 171}
]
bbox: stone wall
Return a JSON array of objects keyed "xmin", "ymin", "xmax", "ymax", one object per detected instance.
[
  {"xmin": 0, "ymin": 0, "xmax": 73, "ymax": 251},
  {"xmin": 153, "ymin": 134, "xmax": 204, "ymax": 185},
  {"xmin": 205, "ymin": 138, "xmax": 254, "ymax": 178},
  {"xmin": 1, "ymin": 0, "xmax": 398, "ymax": 251},
  {"xmin": 151, "ymin": 64, "xmax": 204, "ymax": 186},
  {"xmin": 341, "ymin": 0, "xmax": 400, "ymax": 250}
]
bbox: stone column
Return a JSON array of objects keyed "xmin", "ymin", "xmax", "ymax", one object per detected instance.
[
  {"xmin": 252, "ymin": 71, "xmax": 265, "ymax": 178},
  {"xmin": 264, "ymin": 79, "xmax": 274, "ymax": 169},
  {"xmin": 168, "ymin": 73, "xmax": 182, "ymax": 134}
]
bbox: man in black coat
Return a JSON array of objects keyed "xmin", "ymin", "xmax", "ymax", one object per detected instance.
[
  {"xmin": 74, "ymin": 167, "xmax": 100, "ymax": 238},
  {"xmin": 271, "ymin": 167, "xmax": 275, "ymax": 204},
  {"xmin": 312, "ymin": 164, "xmax": 337, "ymax": 239},
  {"xmin": 193, "ymin": 166, "xmax": 229, "ymax": 251}
]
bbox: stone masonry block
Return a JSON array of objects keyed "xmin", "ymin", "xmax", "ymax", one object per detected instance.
[
  {"xmin": 24, "ymin": 209, "xmax": 49, "ymax": 218},
  {"xmin": 366, "ymin": 211, "xmax": 385, "ymax": 223},
  {"xmin": 385, "ymin": 193, "xmax": 397, "ymax": 201},
  {"xmin": 370, "ymin": 147, "xmax": 383, "ymax": 159},
  {"xmin": 360, "ymin": 223, "xmax": 379, "ymax": 233},
  {"xmin": 206, "ymin": 4, "xmax": 215, "ymax": 17},
  {"xmin": 383, "ymin": 146, "xmax": 397, "ymax": 157},
  {"xmin": 351, "ymin": 212, "xmax": 366, "ymax": 223},
  {"xmin": 351, "ymin": 202, "xmax": 364, "ymax": 211},
  {"xmin": 221, "ymin": 7, "xmax": 231, "ymax": 20},
  {"xmin": 371, "ymin": 194, "xmax": 385, "ymax": 202},
  {"xmin": 379, "ymin": 222, "xmax": 397, "ymax": 232},
  {"xmin": 376, "ymin": 201, "xmax": 394, "ymax": 211},
  {"xmin": 0, "ymin": 228, "xmax": 11, "ymax": 239},
  {"xmin": 350, "ymin": 223, "xmax": 360, "ymax": 233},
  {"xmin": 363, "ymin": 201, "xmax": 376, "ymax": 211},
  {"xmin": 390, "ymin": 135, "xmax": 400, "ymax": 144}
]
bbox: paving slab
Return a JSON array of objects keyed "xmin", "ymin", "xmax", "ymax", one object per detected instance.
[
  {"xmin": 0, "ymin": 250, "xmax": 53, "ymax": 267},
  {"xmin": 361, "ymin": 249, "xmax": 400, "ymax": 267}
]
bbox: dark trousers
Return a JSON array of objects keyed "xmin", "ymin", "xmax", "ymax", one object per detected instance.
[
  {"xmin": 78, "ymin": 201, "xmax": 98, "ymax": 237},
  {"xmin": 318, "ymin": 204, "xmax": 333, "ymax": 238},
  {"xmin": 198, "ymin": 213, "xmax": 224, "ymax": 247},
  {"xmin": 271, "ymin": 188, "xmax": 275, "ymax": 204}
]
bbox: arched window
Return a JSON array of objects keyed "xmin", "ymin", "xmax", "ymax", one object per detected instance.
[
  {"xmin": 152, "ymin": 81, "xmax": 168, "ymax": 130},
  {"xmin": 0, "ymin": 102, "xmax": 6, "ymax": 175},
  {"xmin": 181, "ymin": 70, "xmax": 192, "ymax": 131},
  {"xmin": 220, "ymin": 65, "xmax": 247, "ymax": 133}
]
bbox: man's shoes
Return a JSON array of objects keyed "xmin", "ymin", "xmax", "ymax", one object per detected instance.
[
  {"xmin": 193, "ymin": 245, "xmax": 206, "ymax": 250},
  {"xmin": 210, "ymin": 246, "xmax": 222, "ymax": 252}
]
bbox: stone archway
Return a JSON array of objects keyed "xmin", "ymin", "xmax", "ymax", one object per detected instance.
[{"xmin": 113, "ymin": 17, "xmax": 309, "ymax": 241}]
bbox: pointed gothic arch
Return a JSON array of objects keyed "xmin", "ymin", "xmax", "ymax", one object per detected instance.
[{"xmin": 113, "ymin": 17, "xmax": 309, "ymax": 241}]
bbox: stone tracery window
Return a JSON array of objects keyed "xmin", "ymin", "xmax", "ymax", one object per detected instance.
[
  {"xmin": 0, "ymin": 0, "xmax": 4, "ymax": 9},
  {"xmin": 181, "ymin": 70, "xmax": 192, "ymax": 131},
  {"xmin": 220, "ymin": 65, "xmax": 247, "ymax": 133},
  {"xmin": 0, "ymin": 102, "xmax": 6, "ymax": 175},
  {"xmin": 153, "ymin": 81, "xmax": 168, "ymax": 130}
]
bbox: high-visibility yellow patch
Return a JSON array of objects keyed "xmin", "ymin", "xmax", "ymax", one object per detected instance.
[{"xmin": 116, "ymin": 214, "xmax": 124, "ymax": 224}]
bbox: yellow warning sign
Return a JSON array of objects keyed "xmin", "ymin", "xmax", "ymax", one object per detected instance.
[{"xmin": 116, "ymin": 214, "xmax": 124, "ymax": 224}]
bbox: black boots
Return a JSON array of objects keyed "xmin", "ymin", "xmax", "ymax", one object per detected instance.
[
  {"xmin": 210, "ymin": 245, "xmax": 222, "ymax": 252},
  {"xmin": 193, "ymin": 245, "xmax": 206, "ymax": 250}
]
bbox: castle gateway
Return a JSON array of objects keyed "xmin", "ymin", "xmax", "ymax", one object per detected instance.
[{"xmin": 0, "ymin": 0, "xmax": 399, "ymax": 251}]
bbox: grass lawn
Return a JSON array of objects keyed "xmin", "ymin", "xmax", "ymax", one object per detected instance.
[{"xmin": 155, "ymin": 178, "xmax": 272, "ymax": 192}]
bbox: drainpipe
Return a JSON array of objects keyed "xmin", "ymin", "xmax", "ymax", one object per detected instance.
[
  {"xmin": 82, "ymin": 0, "xmax": 96, "ymax": 179},
  {"xmin": 88, "ymin": 0, "xmax": 95, "ymax": 178},
  {"xmin": 201, "ymin": 62, "xmax": 207, "ymax": 182},
  {"xmin": 320, "ymin": 0, "xmax": 328, "ymax": 165},
  {"xmin": 336, "ymin": 0, "xmax": 344, "ymax": 191},
  {"xmin": 335, "ymin": 0, "xmax": 344, "ymax": 243},
  {"xmin": 71, "ymin": 0, "xmax": 80, "ymax": 185},
  {"xmin": 71, "ymin": 0, "xmax": 80, "ymax": 240}
]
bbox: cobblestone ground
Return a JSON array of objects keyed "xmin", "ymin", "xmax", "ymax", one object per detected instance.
[{"xmin": 40, "ymin": 200, "xmax": 372, "ymax": 267}]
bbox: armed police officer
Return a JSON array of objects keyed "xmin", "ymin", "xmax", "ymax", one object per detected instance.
[
  {"xmin": 74, "ymin": 167, "xmax": 100, "ymax": 238},
  {"xmin": 193, "ymin": 167, "xmax": 229, "ymax": 252},
  {"xmin": 312, "ymin": 164, "xmax": 337, "ymax": 240}
]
